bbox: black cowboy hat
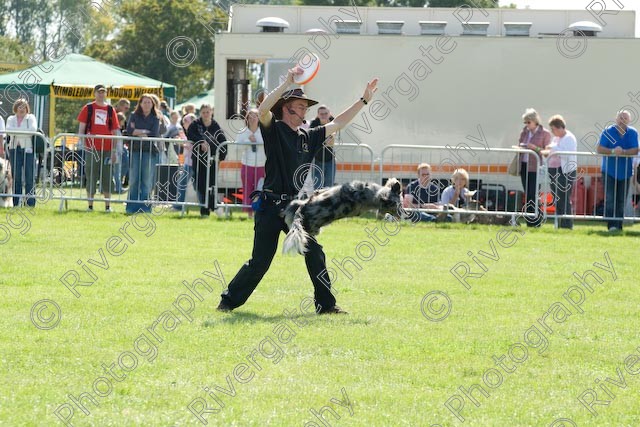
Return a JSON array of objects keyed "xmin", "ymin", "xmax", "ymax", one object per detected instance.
[{"xmin": 270, "ymin": 88, "xmax": 319, "ymax": 120}]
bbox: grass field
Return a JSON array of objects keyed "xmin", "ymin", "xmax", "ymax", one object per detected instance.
[{"xmin": 2, "ymin": 202, "xmax": 639, "ymax": 426}]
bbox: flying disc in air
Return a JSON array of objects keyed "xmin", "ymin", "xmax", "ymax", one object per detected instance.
[{"xmin": 293, "ymin": 53, "xmax": 320, "ymax": 85}]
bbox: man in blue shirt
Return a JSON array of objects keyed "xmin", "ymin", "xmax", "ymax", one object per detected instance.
[
  {"xmin": 403, "ymin": 163, "xmax": 442, "ymax": 222},
  {"xmin": 597, "ymin": 110, "xmax": 639, "ymax": 231}
]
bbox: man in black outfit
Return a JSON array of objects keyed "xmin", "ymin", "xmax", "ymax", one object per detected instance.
[
  {"xmin": 218, "ymin": 68, "xmax": 378, "ymax": 314},
  {"xmin": 187, "ymin": 104, "xmax": 227, "ymax": 217}
]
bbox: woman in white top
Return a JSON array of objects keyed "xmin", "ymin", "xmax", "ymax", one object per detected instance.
[
  {"xmin": 235, "ymin": 108, "xmax": 266, "ymax": 218},
  {"xmin": 441, "ymin": 168, "xmax": 473, "ymax": 208},
  {"xmin": 542, "ymin": 115, "xmax": 577, "ymax": 229},
  {"xmin": 6, "ymin": 99, "xmax": 38, "ymax": 207}
]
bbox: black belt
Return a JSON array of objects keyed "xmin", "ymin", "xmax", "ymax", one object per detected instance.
[{"xmin": 252, "ymin": 190, "xmax": 294, "ymax": 205}]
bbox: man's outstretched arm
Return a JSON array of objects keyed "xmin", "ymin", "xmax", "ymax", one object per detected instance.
[
  {"xmin": 324, "ymin": 78, "xmax": 379, "ymax": 136},
  {"xmin": 257, "ymin": 68, "xmax": 300, "ymax": 126}
]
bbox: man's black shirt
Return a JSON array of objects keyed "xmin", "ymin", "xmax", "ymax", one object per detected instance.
[{"xmin": 260, "ymin": 116, "xmax": 326, "ymax": 195}]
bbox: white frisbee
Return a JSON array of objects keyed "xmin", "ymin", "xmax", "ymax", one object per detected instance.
[{"xmin": 293, "ymin": 53, "xmax": 320, "ymax": 85}]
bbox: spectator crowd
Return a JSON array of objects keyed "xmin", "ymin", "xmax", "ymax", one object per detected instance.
[{"xmin": 1, "ymin": 91, "xmax": 639, "ymax": 231}]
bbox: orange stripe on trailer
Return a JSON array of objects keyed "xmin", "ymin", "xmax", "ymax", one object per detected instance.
[
  {"xmin": 382, "ymin": 164, "xmax": 418, "ymax": 173},
  {"xmin": 337, "ymin": 163, "xmax": 375, "ymax": 172},
  {"xmin": 220, "ymin": 161, "xmax": 242, "ymax": 169},
  {"xmin": 220, "ymin": 162, "xmax": 603, "ymax": 176}
]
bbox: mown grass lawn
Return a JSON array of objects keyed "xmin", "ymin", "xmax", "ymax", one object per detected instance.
[{"xmin": 1, "ymin": 202, "xmax": 639, "ymax": 426}]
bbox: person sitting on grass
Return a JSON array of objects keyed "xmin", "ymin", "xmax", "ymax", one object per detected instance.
[
  {"xmin": 441, "ymin": 168, "xmax": 473, "ymax": 209},
  {"xmin": 402, "ymin": 162, "xmax": 441, "ymax": 222}
]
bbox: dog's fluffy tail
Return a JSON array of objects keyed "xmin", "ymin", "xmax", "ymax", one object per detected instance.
[{"xmin": 283, "ymin": 210, "xmax": 309, "ymax": 256}]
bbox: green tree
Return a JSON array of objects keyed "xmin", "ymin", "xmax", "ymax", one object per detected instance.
[
  {"xmin": 0, "ymin": 35, "xmax": 34, "ymax": 63},
  {"xmin": 297, "ymin": 0, "xmax": 504, "ymax": 7},
  {"xmin": 427, "ymin": 0, "xmax": 500, "ymax": 7},
  {"xmin": 54, "ymin": 98, "xmax": 87, "ymax": 135},
  {"xmin": 5, "ymin": 0, "xmax": 54, "ymax": 58},
  {"xmin": 1, "ymin": 0, "xmax": 115, "ymax": 61},
  {"xmin": 85, "ymin": 0, "xmax": 222, "ymax": 102},
  {"xmin": 0, "ymin": 0, "xmax": 8, "ymax": 36},
  {"xmin": 54, "ymin": 0, "xmax": 117, "ymax": 55},
  {"xmin": 375, "ymin": 0, "xmax": 426, "ymax": 6},
  {"xmin": 298, "ymin": 0, "xmax": 375, "ymax": 6}
]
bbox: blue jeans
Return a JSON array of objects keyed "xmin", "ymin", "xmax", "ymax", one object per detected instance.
[
  {"xmin": 9, "ymin": 148, "xmax": 35, "ymax": 207},
  {"xmin": 549, "ymin": 168, "xmax": 576, "ymax": 229},
  {"xmin": 404, "ymin": 210, "xmax": 437, "ymax": 223},
  {"xmin": 313, "ymin": 159, "xmax": 336, "ymax": 190},
  {"xmin": 121, "ymin": 147, "xmax": 130, "ymax": 184},
  {"xmin": 127, "ymin": 151, "xmax": 159, "ymax": 214},
  {"xmin": 77, "ymin": 148, "xmax": 86, "ymax": 187},
  {"xmin": 174, "ymin": 164, "xmax": 194, "ymax": 209},
  {"xmin": 603, "ymin": 173, "xmax": 630, "ymax": 230},
  {"xmin": 112, "ymin": 152, "xmax": 123, "ymax": 194}
]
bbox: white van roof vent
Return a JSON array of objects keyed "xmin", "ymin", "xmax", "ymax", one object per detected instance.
[
  {"xmin": 462, "ymin": 22, "xmax": 490, "ymax": 36},
  {"xmin": 568, "ymin": 21, "xmax": 603, "ymax": 37},
  {"xmin": 504, "ymin": 22, "xmax": 532, "ymax": 37},
  {"xmin": 256, "ymin": 17, "xmax": 290, "ymax": 33}
]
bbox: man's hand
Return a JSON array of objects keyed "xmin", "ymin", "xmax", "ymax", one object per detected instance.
[
  {"xmin": 324, "ymin": 77, "xmax": 380, "ymax": 136},
  {"xmin": 286, "ymin": 66, "xmax": 304, "ymax": 85},
  {"xmin": 402, "ymin": 194, "xmax": 414, "ymax": 209},
  {"xmin": 614, "ymin": 146, "xmax": 623, "ymax": 155},
  {"xmin": 362, "ymin": 78, "xmax": 379, "ymax": 103},
  {"xmin": 258, "ymin": 67, "xmax": 304, "ymax": 126}
]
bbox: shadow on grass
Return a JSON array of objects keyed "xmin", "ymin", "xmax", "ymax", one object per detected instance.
[
  {"xmin": 203, "ymin": 311, "xmax": 373, "ymax": 328},
  {"xmin": 584, "ymin": 229, "xmax": 640, "ymax": 237},
  {"xmin": 203, "ymin": 311, "xmax": 313, "ymax": 327}
]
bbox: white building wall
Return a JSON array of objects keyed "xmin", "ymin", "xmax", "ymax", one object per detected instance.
[
  {"xmin": 215, "ymin": 33, "xmax": 640, "ymax": 163},
  {"xmin": 229, "ymin": 4, "xmax": 635, "ymax": 38}
]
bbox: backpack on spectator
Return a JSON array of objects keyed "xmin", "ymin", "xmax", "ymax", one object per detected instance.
[
  {"xmin": 84, "ymin": 103, "xmax": 114, "ymax": 134},
  {"xmin": 33, "ymin": 129, "xmax": 48, "ymax": 154},
  {"xmin": 25, "ymin": 115, "xmax": 48, "ymax": 154}
]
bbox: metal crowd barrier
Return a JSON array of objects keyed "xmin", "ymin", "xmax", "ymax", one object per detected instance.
[
  {"xmin": 544, "ymin": 151, "xmax": 639, "ymax": 227},
  {"xmin": 4, "ymin": 131, "xmax": 639, "ymax": 229},
  {"xmin": 46, "ymin": 133, "xmax": 210, "ymax": 213},
  {"xmin": 214, "ymin": 141, "xmax": 375, "ymax": 212},
  {"xmin": 0, "ymin": 129, "xmax": 50, "ymax": 208},
  {"xmin": 379, "ymin": 144, "xmax": 543, "ymax": 223}
]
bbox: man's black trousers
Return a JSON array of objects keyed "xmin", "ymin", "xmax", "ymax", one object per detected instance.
[
  {"xmin": 220, "ymin": 201, "xmax": 336, "ymax": 312},
  {"xmin": 193, "ymin": 154, "xmax": 216, "ymax": 215}
]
